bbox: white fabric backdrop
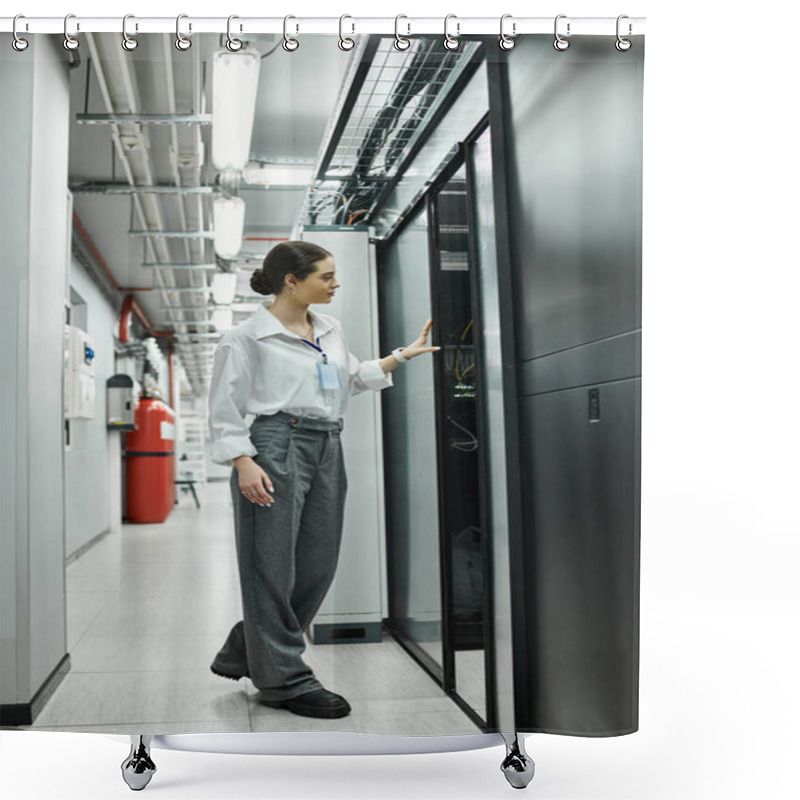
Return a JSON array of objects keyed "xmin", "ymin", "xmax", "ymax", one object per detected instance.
[{"xmin": 1, "ymin": 0, "xmax": 798, "ymax": 799}]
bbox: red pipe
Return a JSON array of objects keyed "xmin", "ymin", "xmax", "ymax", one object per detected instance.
[{"xmin": 117, "ymin": 292, "xmax": 159, "ymax": 341}]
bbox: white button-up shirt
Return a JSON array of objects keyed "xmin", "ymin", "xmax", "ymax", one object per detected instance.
[{"xmin": 207, "ymin": 299, "xmax": 394, "ymax": 466}]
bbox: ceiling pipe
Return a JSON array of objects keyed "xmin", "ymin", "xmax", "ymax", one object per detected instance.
[{"xmin": 85, "ymin": 31, "xmax": 203, "ymax": 401}]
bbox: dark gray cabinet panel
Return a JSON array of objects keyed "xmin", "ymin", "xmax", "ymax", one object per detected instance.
[
  {"xmin": 492, "ymin": 34, "xmax": 644, "ymax": 734},
  {"xmin": 503, "ymin": 39, "xmax": 643, "ymax": 360},
  {"xmin": 521, "ymin": 379, "xmax": 640, "ymax": 734}
]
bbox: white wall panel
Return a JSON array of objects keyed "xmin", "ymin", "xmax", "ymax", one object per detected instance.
[{"xmin": 0, "ymin": 33, "xmax": 71, "ymax": 709}]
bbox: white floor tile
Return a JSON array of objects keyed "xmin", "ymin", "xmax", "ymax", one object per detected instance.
[{"xmin": 29, "ymin": 480, "xmax": 485, "ymax": 734}]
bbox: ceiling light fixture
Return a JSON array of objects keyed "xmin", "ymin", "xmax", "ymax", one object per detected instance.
[
  {"xmin": 242, "ymin": 162, "xmax": 314, "ymax": 186},
  {"xmin": 212, "ymin": 49, "xmax": 261, "ymax": 171},
  {"xmin": 212, "ymin": 196, "xmax": 245, "ymax": 259},
  {"xmin": 211, "ymin": 272, "xmax": 238, "ymax": 305},
  {"xmin": 212, "ymin": 308, "xmax": 234, "ymax": 332}
]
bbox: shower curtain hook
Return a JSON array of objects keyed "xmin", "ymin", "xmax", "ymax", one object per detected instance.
[
  {"xmin": 554, "ymin": 14, "xmax": 570, "ymax": 51},
  {"xmin": 615, "ymin": 14, "xmax": 632, "ymax": 51},
  {"xmin": 283, "ymin": 15, "xmax": 299, "ymax": 51},
  {"xmin": 444, "ymin": 14, "xmax": 460, "ymax": 50},
  {"xmin": 499, "ymin": 14, "xmax": 516, "ymax": 51},
  {"xmin": 175, "ymin": 14, "xmax": 192, "ymax": 50},
  {"xmin": 63, "ymin": 13, "xmax": 79, "ymax": 51},
  {"xmin": 226, "ymin": 15, "xmax": 243, "ymax": 51},
  {"xmin": 12, "ymin": 14, "xmax": 29, "ymax": 51},
  {"xmin": 394, "ymin": 15, "xmax": 411, "ymax": 51},
  {"xmin": 339, "ymin": 14, "xmax": 355, "ymax": 51},
  {"xmin": 122, "ymin": 15, "xmax": 138, "ymax": 51}
]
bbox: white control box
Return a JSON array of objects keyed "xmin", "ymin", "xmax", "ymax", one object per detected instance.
[{"xmin": 64, "ymin": 324, "xmax": 97, "ymax": 419}]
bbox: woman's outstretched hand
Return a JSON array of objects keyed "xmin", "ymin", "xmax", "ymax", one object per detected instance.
[{"xmin": 401, "ymin": 319, "xmax": 441, "ymax": 360}]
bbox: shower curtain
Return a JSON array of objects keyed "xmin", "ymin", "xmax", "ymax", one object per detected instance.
[{"xmin": 0, "ymin": 24, "xmax": 643, "ymax": 743}]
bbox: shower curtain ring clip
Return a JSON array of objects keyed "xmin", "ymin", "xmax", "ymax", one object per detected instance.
[
  {"xmin": 175, "ymin": 14, "xmax": 192, "ymax": 50},
  {"xmin": 12, "ymin": 14, "xmax": 29, "ymax": 52},
  {"xmin": 615, "ymin": 15, "xmax": 632, "ymax": 51},
  {"xmin": 226, "ymin": 15, "xmax": 243, "ymax": 51},
  {"xmin": 394, "ymin": 15, "xmax": 410, "ymax": 51},
  {"xmin": 63, "ymin": 13, "xmax": 79, "ymax": 51},
  {"xmin": 122, "ymin": 15, "xmax": 138, "ymax": 51},
  {"xmin": 554, "ymin": 15, "xmax": 570, "ymax": 51},
  {"xmin": 444, "ymin": 14, "xmax": 460, "ymax": 51},
  {"xmin": 339, "ymin": 15, "xmax": 355, "ymax": 51},
  {"xmin": 499, "ymin": 14, "xmax": 516, "ymax": 51},
  {"xmin": 283, "ymin": 15, "xmax": 299, "ymax": 51}
]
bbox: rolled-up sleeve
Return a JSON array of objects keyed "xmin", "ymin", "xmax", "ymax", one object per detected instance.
[
  {"xmin": 347, "ymin": 350, "xmax": 394, "ymax": 397},
  {"xmin": 207, "ymin": 342, "xmax": 258, "ymax": 467}
]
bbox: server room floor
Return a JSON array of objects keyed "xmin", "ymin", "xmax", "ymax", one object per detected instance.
[{"xmin": 20, "ymin": 480, "xmax": 481, "ymax": 735}]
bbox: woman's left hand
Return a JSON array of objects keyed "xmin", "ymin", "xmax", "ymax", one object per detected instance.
[{"xmin": 401, "ymin": 319, "xmax": 441, "ymax": 360}]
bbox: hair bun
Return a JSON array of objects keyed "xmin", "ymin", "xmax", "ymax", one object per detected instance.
[{"xmin": 250, "ymin": 267, "xmax": 272, "ymax": 296}]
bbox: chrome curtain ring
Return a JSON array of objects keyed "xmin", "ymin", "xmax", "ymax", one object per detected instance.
[
  {"xmin": 283, "ymin": 15, "xmax": 299, "ymax": 51},
  {"xmin": 615, "ymin": 14, "xmax": 632, "ymax": 51},
  {"xmin": 394, "ymin": 15, "xmax": 410, "ymax": 51},
  {"xmin": 338, "ymin": 14, "xmax": 355, "ymax": 51},
  {"xmin": 12, "ymin": 14, "xmax": 29, "ymax": 52},
  {"xmin": 122, "ymin": 14, "xmax": 138, "ymax": 51},
  {"xmin": 554, "ymin": 14, "xmax": 571, "ymax": 51},
  {"xmin": 499, "ymin": 14, "xmax": 516, "ymax": 51},
  {"xmin": 226, "ymin": 15, "xmax": 243, "ymax": 51},
  {"xmin": 444, "ymin": 13, "xmax": 460, "ymax": 51},
  {"xmin": 63, "ymin": 13, "xmax": 79, "ymax": 51},
  {"xmin": 175, "ymin": 14, "xmax": 192, "ymax": 51}
]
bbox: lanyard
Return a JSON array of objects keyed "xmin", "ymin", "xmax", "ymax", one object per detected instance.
[{"xmin": 299, "ymin": 335, "xmax": 328, "ymax": 364}]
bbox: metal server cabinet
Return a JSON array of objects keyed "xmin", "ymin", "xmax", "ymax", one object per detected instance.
[
  {"xmin": 375, "ymin": 33, "xmax": 642, "ymax": 736},
  {"xmin": 487, "ymin": 35, "xmax": 644, "ymax": 734}
]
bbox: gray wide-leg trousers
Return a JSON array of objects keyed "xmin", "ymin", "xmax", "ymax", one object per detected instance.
[{"xmin": 212, "ymin": 411, "xmax": 347, "ymax": 702}]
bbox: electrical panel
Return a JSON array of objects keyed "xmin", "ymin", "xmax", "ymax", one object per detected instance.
[{"xmin": 64, "ymin": 324, "xmax": 96, "ymax": 419}]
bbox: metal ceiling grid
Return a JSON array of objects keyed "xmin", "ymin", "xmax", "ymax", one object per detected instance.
[{"xmin": 300, "ymin": 36, "xmax": 481, "ymax": 228}]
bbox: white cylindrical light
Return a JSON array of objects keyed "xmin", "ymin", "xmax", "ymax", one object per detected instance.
[
  {"xmin": 212, "ymin": 50, "xmax": 261, "ymax": 171},
  {"xmin": 212, "ymin": 307, "xmax": 233, "ymax": 332},
  {"xmin": 213, "ymin": 196, "xmax": 245, "ymax": 259},
  {"xmin": 242, "ymin": 162, "xmax": 315, "ymax": 186},
  {"xmin": 211, "ymin": 272, "xmax": 238, "ymax": 305}
]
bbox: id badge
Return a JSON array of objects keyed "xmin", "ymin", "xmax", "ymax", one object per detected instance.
[{"xmin": 317, "ymin": 359, "xmax": 342, "ymax": 390}]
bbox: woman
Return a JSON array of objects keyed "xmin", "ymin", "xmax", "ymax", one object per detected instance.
[{"xmin": 207, "ymin": 241, "xmax": 440, "ymax": 720}]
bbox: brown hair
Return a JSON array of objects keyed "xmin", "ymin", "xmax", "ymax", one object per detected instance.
[{"xmin": 250, "ymin": 241, "xmax": 332, "ymax": 296}]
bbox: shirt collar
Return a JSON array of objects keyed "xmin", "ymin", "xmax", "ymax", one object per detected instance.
[{"xmin": 251, "ymin": 298, "xmax": 333, "ymax": 340}]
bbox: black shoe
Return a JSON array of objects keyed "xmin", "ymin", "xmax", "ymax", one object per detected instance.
[
  {"xmin": 211, "ymin": 621, "xmax": 249, "ymax": 681},
  {"xmin": 210, "ymin": 663, "xmax": 249, "ymax": 682},
  {"xmin": 259, "ymin": 688, "xmax": 351, "ymax": 719}
]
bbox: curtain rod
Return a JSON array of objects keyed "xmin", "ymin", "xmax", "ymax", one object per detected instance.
[{"xmin": 1, "ymin": 16, "xmax": 646, "ymax": 37}]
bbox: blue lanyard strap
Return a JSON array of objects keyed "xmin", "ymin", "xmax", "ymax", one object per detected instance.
[{"xmin": 299, "ymin": 335, "xmax": 328, "ymax": 364}]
